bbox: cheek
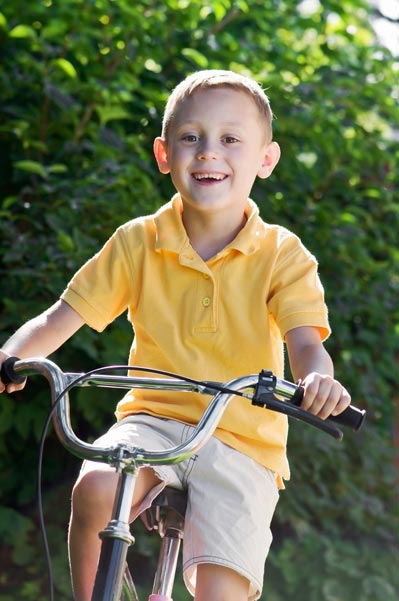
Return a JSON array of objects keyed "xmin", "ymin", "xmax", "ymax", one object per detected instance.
[{"xmin": 169, "ymin": 147, "xmax": 189, "ymax": 166}]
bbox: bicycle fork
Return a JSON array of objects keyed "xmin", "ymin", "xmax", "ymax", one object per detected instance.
[
  {"xmin": 92, "ymin": 468, "xmax": 137, "ymax": 601},
  {"xmin": 92, "ymin": 464, "xmax": 184, "ymax": 601}
]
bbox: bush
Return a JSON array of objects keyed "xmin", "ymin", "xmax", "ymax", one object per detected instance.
[{"xmin": 1, "ymin": 1, "xmax": 398, "ymax": 599}]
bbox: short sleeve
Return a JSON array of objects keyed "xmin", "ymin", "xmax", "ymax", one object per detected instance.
[
  {"xmin": 60, "ymin": 228, "xmax": 133, "ymax": 332},
  {"xmin": 267, "ymin": 233, "xmax": 331, "ymax": 341}
]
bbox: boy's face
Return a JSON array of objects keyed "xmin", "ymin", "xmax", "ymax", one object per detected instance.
[{"xmin": 154, "ymin": 87, "xmax": 280, "ymax": 216}]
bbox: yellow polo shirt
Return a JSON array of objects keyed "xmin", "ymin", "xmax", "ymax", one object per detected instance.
[{"xmin": 61, "ymin": 194, "xmax": 330, "ymax": 481}]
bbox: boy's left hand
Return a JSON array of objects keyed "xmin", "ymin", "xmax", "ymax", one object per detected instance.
[{"xmin": 298, "ymin": 372, "xmax": 351, "ymax": 420}]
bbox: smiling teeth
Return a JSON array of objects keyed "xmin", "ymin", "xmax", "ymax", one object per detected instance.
[{"xmin": 193, "ymin": 173, "xmax": 225, "ymax": 180}]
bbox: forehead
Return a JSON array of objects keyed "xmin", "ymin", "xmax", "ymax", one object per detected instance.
[{"xmin": 172, "ymin": 87, "xmax": 263, "ymax": 127}]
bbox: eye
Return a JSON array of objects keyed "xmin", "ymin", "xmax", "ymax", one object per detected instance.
[
  {"xmin": 181, "ymin": 134, "xmax": 199, "ymax": 142},
  {"xmin": 223, "ymin": 136, "xmax": 239, "ymax": 144}
]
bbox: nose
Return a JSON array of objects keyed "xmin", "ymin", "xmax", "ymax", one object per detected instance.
[{"xmin": 196, "ymin": 138, "xmax": 219, "ymax": 160}]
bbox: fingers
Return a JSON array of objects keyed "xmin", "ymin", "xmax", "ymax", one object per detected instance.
[
  {"xmin": 0, "ymin": 351, "xmax": 9, "ymax": 393},
  {"xmin": 6, "ymin": 381, "xmax": 27, "ymax": 394},
  {"xmin": 0, "ymin": 379, "xmax": 26, "ymax": 394},
  {"xmin": 0, "ymin": 357, "xmax": 7, "ymax": 393},
  {"xmin": 0, "ymin": 353, "xmax": 26, "ymax": 394},
  {"xmin": 300, "ymin": 373, "xmax": 351, "ymax": 420}
]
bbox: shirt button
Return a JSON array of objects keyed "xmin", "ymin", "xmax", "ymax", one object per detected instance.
[
  {"xmin": 202, "ymin": 296, "xmax": 211, "ymax": 307},
  {"xmin": 203, "ymin": 273, "xmax": 210, "ymax": 279}
]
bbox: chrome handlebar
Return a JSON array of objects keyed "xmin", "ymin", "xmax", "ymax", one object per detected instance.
[{"xmin": 1, "ymin": 357, "xmax": 366, "ymax": 468}]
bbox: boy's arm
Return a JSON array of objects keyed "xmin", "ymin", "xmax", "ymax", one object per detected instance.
[
  {"xmin": 0, "ymin": 299, "xmax": 84, "ymax": 394},
  {"xmin": 285, "ymin": 326, "xmax": 351, "ymax": 420}
]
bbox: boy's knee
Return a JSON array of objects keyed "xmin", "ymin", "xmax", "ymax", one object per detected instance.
[
  {"xmin": 194, "ymin": 564, "xmax": 250, "ymax": 601},
  {"xmin": 72, "ymin": 468, "xmax": 118, "ymax": 519}
]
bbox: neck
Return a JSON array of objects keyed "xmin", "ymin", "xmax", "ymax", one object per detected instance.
[{"xmin": 182, "ymin": 206, "xmax": 247, "ymax": 261}]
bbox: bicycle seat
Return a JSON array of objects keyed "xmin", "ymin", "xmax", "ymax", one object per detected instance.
[{"xmin": 141, "ymin": 487, "xmax": 187, "ymax": 534}]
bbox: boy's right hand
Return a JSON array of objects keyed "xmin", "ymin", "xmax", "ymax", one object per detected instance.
[{"xmin": 0, "ymin": 351, "xmax": 26, "ymax": 394}]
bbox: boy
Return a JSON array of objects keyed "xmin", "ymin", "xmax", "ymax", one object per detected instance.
[{"xmin": 0, "ymin": 70, "xmax": 350, "ymax": 601}]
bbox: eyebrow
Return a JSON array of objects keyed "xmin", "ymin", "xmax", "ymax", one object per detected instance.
[{"xmin": 175, "ymin": 119, "xmax": 246, "ymax": 129}]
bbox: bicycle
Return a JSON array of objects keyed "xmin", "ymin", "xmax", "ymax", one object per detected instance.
[{"xmin": 1, "ymin": 356, "xmax": 366, "ymax": 601}]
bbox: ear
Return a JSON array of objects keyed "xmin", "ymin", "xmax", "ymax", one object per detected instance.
[
  {"xmin": 153, "ymin": 137, "xmax": 170, "ymax": 174},
  {"xmin": 257, "ymin": 141, "xmax": 281, "ymax": 179}
]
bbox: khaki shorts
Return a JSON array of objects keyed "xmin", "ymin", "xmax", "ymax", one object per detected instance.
[{"xmin": 86, "ymin": 414, "xmax": 280, "ymax": 600}]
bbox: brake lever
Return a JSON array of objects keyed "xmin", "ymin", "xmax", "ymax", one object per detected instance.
[{"xmin": 252, "ymin": 370, "xmax": 343, "ymax": 440}]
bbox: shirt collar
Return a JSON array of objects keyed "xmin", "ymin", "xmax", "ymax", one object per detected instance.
[
  {"xmin": 154, "ymin": 193, "xmax": 264, "ymax": 256},
  {"xmin": 154, "ymin": 194, "xmax": 188, "ymax": 254},
  {"xmin": 228, "ymin": 199, "xmax": 263, "ymax": 255}
]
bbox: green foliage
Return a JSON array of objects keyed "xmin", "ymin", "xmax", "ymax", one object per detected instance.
[
  {"xmin": 267, "ymin": 530, "xmax": 398, "ymax": 601},
  {"xmin": 0, "ymin": 0, "xmax": 398, "ymax": 599}
]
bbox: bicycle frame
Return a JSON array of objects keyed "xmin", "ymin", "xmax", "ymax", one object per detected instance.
[{"xmin": 2, "ymin": 357, "xmax": 365, "ymax": 601}]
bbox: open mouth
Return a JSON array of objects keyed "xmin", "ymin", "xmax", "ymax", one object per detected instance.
[{"xmin": 192, "ymin": 172, "xmax": 228, "ymax": 183}]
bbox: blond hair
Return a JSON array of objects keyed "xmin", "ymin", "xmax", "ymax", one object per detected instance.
[{"xmin": 161, "ymin": 69, "xmax": 274, "ymax": 142}]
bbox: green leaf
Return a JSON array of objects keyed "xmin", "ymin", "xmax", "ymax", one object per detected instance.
[
  {"xmin": 297, "ymin": 151, "xmax": 317, "ymax": 168},
  {"xmin": 57, "ymin": 230, "xmax": 75, "ymax": 252},
  {"xmin": 181, "ymin": 47, "xmax": 209, "ymax": 68},
  {"xmin": 13, "ymin": 160, "xmax": 47, "ymax": 178},
  {"xmin": 9, "ymin": 24, "xmax": 36, "ymax": 38},
  {"xmin": 213, "ymin": 2, "xmax": 228, "ymax": 21},
  {"xmin": 2, "ymin": 196, "xmax": 18, "ymax": 209},
  {"xmin": 48, "ymin": 163, "xmax": 68, "ymax": 174},
  {"xmin": 52, "ymin": 58, "xmax": 78, "ymax": 79},
  {"xmin": 0, "ymin": 12, "xmax": 8, "ymax": 29},
  {"xmin": 0, "ymin": 507, "xmax": 34, "ymax": 544},
  {"xmin": 96, "ymin": 105, "xmax": 131, "ymax": 125}
]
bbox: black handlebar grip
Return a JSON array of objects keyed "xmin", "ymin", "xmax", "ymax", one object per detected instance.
[
  {"xmin": 292, "ymin": 386, "xmax": 366, "ymax": 431},
  {"xmin": 327, "ymin": 404, "xmax": 366, "ymax": 431},
  {"xmin": 0, "ymin": 357, "xmax": 25, "ymax": 385}
]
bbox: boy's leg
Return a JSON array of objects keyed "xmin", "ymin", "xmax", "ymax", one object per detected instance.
[
  {"xmin": 181, "ymin": 432, "xmax": 280, "ymax": 601},
  {"xmin": 68, "ymin": 463, "xmax": 161, "ymax": 601},
  {"xmin": 195, "ymin": 564, "xmax": 250, "ymax": 601},
  {"xmin": 67, "ymin": 414, "xmax": 187, "ymax": 601}
]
